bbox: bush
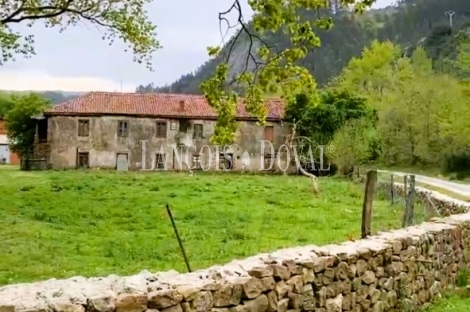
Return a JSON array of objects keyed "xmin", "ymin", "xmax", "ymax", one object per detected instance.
[
  {"xmin": 456, "ymin": 171, "xmax": 467, "ymax": 180},
  {"xmin": 440, "ymin": 149, "xmax": 470, "ymax": 176}
]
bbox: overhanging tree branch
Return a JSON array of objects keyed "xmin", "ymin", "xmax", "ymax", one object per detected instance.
[
  {"xmin": 202, "ymin": 0, "xmax": 376, "ymax": 144},
  {"xmin": 217, "ymin": 0, "xmax": 280, "ymax": 92},
  {"xmin": 0, "ymin": 0, "xmax": 160, "ymax": 69}
]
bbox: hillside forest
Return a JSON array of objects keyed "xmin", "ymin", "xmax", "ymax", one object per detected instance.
[
  {"xmin": 135, "ymin": 0, "xmax": 470, "ymax": 178},
  {"xmin": 297, "ymin": 35, "xmax": 470, "ymax": 179},
  {"xmin": 291, "ymin": 26, "xmax": 469, "ymax": 179},
  {"xmin": 137, "ymin": 0, "xmax": 470, "ymax": 94}
]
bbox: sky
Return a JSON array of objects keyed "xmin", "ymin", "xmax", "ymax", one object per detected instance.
[{"xmin": 0, "ymin": 0, "xmax": 395, "ymax": 92}]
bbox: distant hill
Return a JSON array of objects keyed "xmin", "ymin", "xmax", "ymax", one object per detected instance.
[
  {"xmin": 0, "ymin": 90, "xmax": 84, "ymax": 104},
  {"xmin": 136, "ymin": 0, "xmax": 470, "ymax": 94}
]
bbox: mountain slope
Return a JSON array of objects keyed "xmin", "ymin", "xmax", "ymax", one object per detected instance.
[
  {"xmin": 137, "ymin": 0, "xmax": 470, "ymax": 94},
  {"xmin": 0, "ymin": 90, "xmax": 83, "ymax": 104}
]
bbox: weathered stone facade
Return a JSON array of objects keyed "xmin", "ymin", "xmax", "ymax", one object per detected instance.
[
  {"xmin": 1, "ymin": 188, "xmax": 470, "ymax": 312},
  {"xmin": 36, "ymin": 92, "xmax": 289, "ymax": 171},
  {"xmin": 43, "ymin": 116, "xmax": 291, "ymax": 171}
]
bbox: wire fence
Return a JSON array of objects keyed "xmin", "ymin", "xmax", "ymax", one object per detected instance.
[{"xmin": 375, "ymin": 174, "xmax": 442, "ymax": 227}]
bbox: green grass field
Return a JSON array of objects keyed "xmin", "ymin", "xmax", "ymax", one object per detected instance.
[{"xmin": 0, "ymin": 166, "xmax": 405, "ymax": 285}]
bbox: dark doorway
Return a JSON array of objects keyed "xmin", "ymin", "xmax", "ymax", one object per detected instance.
[
  {"xmin": 38, "ymin": 118, "xmax": 48, "ymax": 143},
  {"xmin": 78, "ymin": 152, "xmax": 89, "ymax": 168}
]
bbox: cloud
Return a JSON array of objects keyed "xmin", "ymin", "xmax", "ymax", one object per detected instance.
[{"xmin": 0, "ymin": 70, "xmax": 134, "ymax": 92}]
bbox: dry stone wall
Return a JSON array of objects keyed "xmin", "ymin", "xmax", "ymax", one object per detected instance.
[
  {"xmin": 1, "ymin": 189, "xmax": 470, "ymax": 312},
  {"xmin": 377, "ymin": 181, "xmax": 470, "ymax": 216}
]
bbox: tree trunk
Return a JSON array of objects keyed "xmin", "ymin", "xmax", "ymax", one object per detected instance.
[
  {"xmin": 299, "ymin": 165, "xmax": 320, "ymax": 194},
  {"xmin": 285, "ymin": 122, "xmax": 320, "ymax": 195}
]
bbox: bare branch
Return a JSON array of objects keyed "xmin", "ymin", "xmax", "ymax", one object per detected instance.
[
  {"xmin": 217, "ymin": 0, "xmax": 281, "ymax": 91},
  {"xmin": 285, "ymin": 121, "xmax": 320, "ymax": 195},
  {"xmin": 1, "ymin": 1, "xmax": 114, "ymax": 28},
  {"xmin": 0, "ymin": 0, "xmax": 160, "ymax": 69}
]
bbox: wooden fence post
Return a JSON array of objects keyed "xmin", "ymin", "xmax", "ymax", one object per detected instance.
[
  {"xmin": 361, "ymin": 170, "xmax": 378, "ymax": 238},
  {"xmin": 403, "ymin": 175, "xmax": 408, "ymax": 201},
  {"xmin": 403, "ymin": 175, "xmax": 408, "ymax": 200},
  {"xmin": 390, "ymin": 174, "xmax": 394, "ymax": 205},
  {"xmin": 166, "ymin": 204, "xmax": 191, "ymax": 272},
  {"xmin": 402, "ymin": 175, "xmax": 416, "ymax": 227}
]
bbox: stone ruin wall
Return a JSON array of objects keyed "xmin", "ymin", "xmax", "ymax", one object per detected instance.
[{"xmin": 1, "ymin": 186, "xmax": 470, "ymax": 312}]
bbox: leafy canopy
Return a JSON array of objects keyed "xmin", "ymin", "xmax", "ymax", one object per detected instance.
[
  {"xmin": 0, "ymin": 93, "xmax": 14, "ymax": 118},
  {"xmin": 201, "ymin": 0, "xmax": 376, "ymax": 144},
  {"xmin": 335, "ymin": 40, "xmax": 469, "ymax": 168},
  {"xmin": 327, "ymin": 116, "xmax": 378, "ymax": 174},
  {"xmin": 0, "ymin": 0, "xmax": 160, "ymax": 69},
  {"xmin": 456, "ymin": 26, "xmax": 470, "ymax": 83},
  {"xmin": 284, "ymin": 90, "xmax": 375, "ymax": 145},
  {"xmin": 283, "ymin": 88, "xmax": 377, "ymax": 175},
  {"xmin": 5, "ymin": 93, "xmax": 50, "ymax": 158}
]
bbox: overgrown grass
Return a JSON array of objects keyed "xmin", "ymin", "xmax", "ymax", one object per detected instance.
[
  {"xmin": 375, "ymin": 183, "xmax": 429, "ymax": 224},
  {"xmin": 424, "ymin": 293, "xmax": 470, "ymax": 312},
  {"xmin": 423, "ymin": 270, "xmax": 470, "ymax": 312},
  {"xmin": 0, "ymin": 168, "xmax": 404, "ymax": 285},
  {"xmin": 415, "ymin": 183, "xmax": 470, "ymax": 202}
]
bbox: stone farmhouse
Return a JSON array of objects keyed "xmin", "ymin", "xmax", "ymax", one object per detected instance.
[
  {"xmin": 0, "ymin": 117, "xmax": 20, "ymax": 165},
  {"xmin": 32, "ymin": 92, "xmax": 291, "ymax": 171}
]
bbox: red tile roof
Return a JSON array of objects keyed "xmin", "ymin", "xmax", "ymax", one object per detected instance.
[{"xmin": 44, "ymin": 92, "xmax": 286, "ymax": 121}]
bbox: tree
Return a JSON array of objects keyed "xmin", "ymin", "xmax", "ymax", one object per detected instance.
[
  {"xmin": 422, "ymin": 25, "xmax": 455, "ymax": 65},
  {"xmin": 284, "ymin": 89, "xmax": 374, "ymax": 145},
  {"xmin": 200, "ymin": 0, "xmax": 377, "ymax": 144},
  {"xmin": 327, "ymin": 117, "xmax": 378, "ymax": 176},
  {"xmin": 438, "ymin": 29, "xmax": 470, "ymax": 177},
  {"xmin": 0, "ymin": 0, "xmax": 160, "ymax": 69},
  {"xmin": 0, "ymin": 93, "xmax": 14, "ymax": 118},
  {"xmin": 135, "ymin": 0, "xmax": 470, "ymax": 120},
  {"xmin": 335, "ymin": 40, "xmax": 403, "ymax": 107},
  {"xmin": 281, "ymin": 89, "xmax": 376, "ymax": 180},
  {"xmin": 336, "ymin": 40, "xmax": 469, "ymax": 171},
  {"xmin": 456, "ymin": 26, "xmax": 470, "ymax": 86},
  {"xmin": 5, "ymin": 93, "xmax": 50, "ymax": 158},
  {"xmin": 378, "ymin": 47, "xmax": 465, "ymax": 166}
]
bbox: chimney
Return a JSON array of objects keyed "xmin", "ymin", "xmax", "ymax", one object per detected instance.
[{"xmin": 179, "ymin": 100, "xmax": 185, "ymax": 112}]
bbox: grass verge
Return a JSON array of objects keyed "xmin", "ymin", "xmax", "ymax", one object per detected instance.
[
  {"xmin": 415, "ymin": 182, "xmax": 470, "ymax": 202},
  {"xmin": 0, "ymin": 168, "xmax": 403, "ymax": 285},
  {"xmin": 423, "ymin": 293, "xmax": 470, "ymax": 312},
  {"xmin": 423, "ymin": 270, "xmax": 470, "ymax": 312},
  {"xmin": 370, "ymin": 164, "xmax": 470, "ymax": 184}
]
